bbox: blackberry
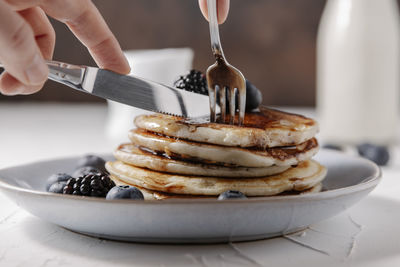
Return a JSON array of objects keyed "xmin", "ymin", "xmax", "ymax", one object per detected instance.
[
  {"xmin": 63, "ymin": 178, "xmax": 74, "ymax": 194},
  {"xmin": 72, "ymin": 166, "xmax": 103, "ymax": 178},
  {"xmin": 62, "ymin": 173, "xmax": 116, "ymax": 197},
  {"xmin": 174, "ymin": 70, "xmax": 208, "ymax": 95}
]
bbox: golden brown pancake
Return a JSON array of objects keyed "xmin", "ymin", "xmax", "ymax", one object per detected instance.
[
  {"xmin": 111, "ymin": 175, "xmax": 323, "ymax": 200},
  {"xmin": 134, "ymin": 107, "xmax": 319, "ymax": 148},
  {"xmin": 106, "ymin": 160, "xmax": 327, "ymax": 196},
  {"xmin": 111, "ymin": 176, "xmax": 209, "ymax": 200},
  {"xmin": 128, "ymin": 129, "xmax": 319, "ymax": 167},
  {"xmin": 115, "ymin": 143, "xmax": 291, "ymax": 177}
]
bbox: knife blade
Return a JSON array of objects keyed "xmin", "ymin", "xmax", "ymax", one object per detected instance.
[{"xmin": 0, "ymin": 60, "xmax": 212, "ymax": 118}]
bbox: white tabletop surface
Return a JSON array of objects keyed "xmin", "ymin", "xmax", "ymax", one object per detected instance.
[{"xmin": 0, "ymin": 103, "xmax": 399, "ymax": 267}]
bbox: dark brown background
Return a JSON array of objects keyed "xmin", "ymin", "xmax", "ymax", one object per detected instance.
[{"xmin": 0, "ymin": 0, "xmax": 327, "ymax": 106}]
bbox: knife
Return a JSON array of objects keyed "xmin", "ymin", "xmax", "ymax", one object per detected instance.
[{"xmin": 0, "ymin": 60, "xmax": 211, "ymax": 118}]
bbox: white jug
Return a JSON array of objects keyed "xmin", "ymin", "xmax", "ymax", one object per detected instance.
[{"xmin": 317, "ymin": 0, "xmax": 400, "ymax": 145}]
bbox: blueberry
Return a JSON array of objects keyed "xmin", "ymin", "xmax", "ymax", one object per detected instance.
[
  {"xmin": 45, "ymin": 173, "xmax": 73, "ymax": 191},
  {"xmin": 357, "ymin": 143, "xmax": 390, "ymax": 166},
  {"xmin": 245, "ymin": 80, "xmax": 263, "ymax": 111},
  {"xmin": 72, "ymin": 166, "xmax": 102, "ymax": 178},
  {"xmin": 322, "ymin": 144, "xmax": 343, "ymax": 151},
  {"xmin": 106, "ymin": 185, "xmax": 144, "ymax": 200},
  {"xmin": 48, "ymin": 181, "xmax": 67, "ymax": 194},
  {"xmin": 76, "ymin": 155, "xmax": 106, "ymax": 173},
  {"xmin": 218, "ymin": 190, "xmax": 247, "ymax": 200}
]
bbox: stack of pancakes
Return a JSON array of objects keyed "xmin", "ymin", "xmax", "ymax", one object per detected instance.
[{"xmin": 106, "ymin": 107, "xmax": 327, "ymax": 200}]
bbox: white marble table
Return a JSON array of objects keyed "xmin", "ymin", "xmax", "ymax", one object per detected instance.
[{"xmin": 0, "ymin": 103, "xmax": 400, "ymax": 267}]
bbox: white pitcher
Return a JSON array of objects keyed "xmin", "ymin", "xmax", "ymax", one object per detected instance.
[{"xmin": 317, "ymin": 0, "xmax": 400, "ymax": 145}]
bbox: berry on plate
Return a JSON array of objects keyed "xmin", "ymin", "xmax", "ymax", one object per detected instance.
[
  {"xmin": 218, "ymin": 190, "xmax": 247, "ymax": 200},
  {"xmin": 48, "ymin": 181, "xmax": 67, "ymax": 194},
  {"xmin": 76, "ymin": 155, "xmax": 106, "ymax": 173},
  {"xmin": 245, "ymin": 80, "xmax": 263, "ymax": 111},
  {"xmin": 174, "ymin": 70, "xmax": 208, "ymax": 95},
  {"xmin": 45, "ymin": 173, "xmax": 72, "ymax": 191},
  {"xmin": 357, "ymin": 143, "xmax": 390, "ymax": 166},
  {"xmin": 106, "ymin": 185, "xmax": 144, "ymax": 200},
  {"xmin": 174, "ymin": 70, "xmax": 263, "ymax": 111},
  {"xmin": 62, "ymin": 173, "xmax": 116, "ymax": 197},
  {"xmin": 72, "ymin": 166, "xmax": 103, "ymax": 178}
]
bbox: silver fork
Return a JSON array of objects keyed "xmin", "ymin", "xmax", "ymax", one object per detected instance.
[{"xmin": 206, "ymin": 0, "xmax": 246, "ymax": 125}]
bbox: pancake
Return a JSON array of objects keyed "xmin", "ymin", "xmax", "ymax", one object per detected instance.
[
  {"xmin": 111, "ymin": 176, "xmax": 208, "ymax": 200},
  {"xmin": 299, "ymin": 182, "xmax": 323, "ymax": 194},
  {"xmin": 128, "ymin": 129, "xmax": 319, "ymax": 167},
  {"xmin": 115, "ymin": 143, "xmax": 290, "ymax": 177},
  {"xmin": 134, "ymin": 106, "xmax": 318, "ymax": 148},
  {"xmin": 111, "ymin": 175, "xmax": 323, "ymax": 200},
  {"xmin": 106, "ymin": 160, "xmax": 327, "ymax": 196}
]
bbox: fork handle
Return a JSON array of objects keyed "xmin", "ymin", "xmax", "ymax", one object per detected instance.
[{"xmin": 207, "ymin": 0, "xmax": 226, "ymax": 62}]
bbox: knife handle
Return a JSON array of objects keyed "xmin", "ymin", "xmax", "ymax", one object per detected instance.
[
  {"xmin": 46, "ymin": 60, "xmax": 86, "ymax": 90},
  {"xmin": 0, "ymin": 60, "xmax": 86, "ymax": 90}
]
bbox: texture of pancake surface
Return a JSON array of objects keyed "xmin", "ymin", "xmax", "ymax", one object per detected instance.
[
  {"xmin": 114, "ymin": 143, "xmax": 291, "ymax": 177},
  {"xmin": 128, "ymin": 129, "xmax": 319, "ymax": 167},
  {"xmin": 134, "ymin": 107, "xmax": 319, "ymax": 148},
  {"xmin": 106, "ymin": 160, "xmax": 327, "ymax": 196}
]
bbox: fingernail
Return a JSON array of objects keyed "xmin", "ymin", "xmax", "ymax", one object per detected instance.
[{"xmin": 25, "ymin": 54, "xmax": 48, "ymax": 85}]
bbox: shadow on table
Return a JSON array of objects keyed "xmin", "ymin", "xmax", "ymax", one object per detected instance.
[{"xmin": 21, "ymin": 195, "xmax": 400, "ymax": 267}]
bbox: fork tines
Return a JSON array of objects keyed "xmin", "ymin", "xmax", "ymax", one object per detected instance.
[{"xmin": 208, "ymin": 84, "xmax": 245, "ymax": 125}]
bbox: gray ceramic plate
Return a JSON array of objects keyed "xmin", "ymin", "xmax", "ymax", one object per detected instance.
[{"xmin": 0, "ymin": 150, "xmax": 380, "ymax": 243}]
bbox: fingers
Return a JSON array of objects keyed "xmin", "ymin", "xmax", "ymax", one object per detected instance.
[
  {"xmin": 4, "ymin": 0, "xmax": 42, "ymax": 10},
  {"xmin": 0, "ymin": 6, "xmax": 55, "ymax": 95},
  {"xmin": 0, "ymin": 72, "xmax": 42, "ymax": 95},
  {"xmin": 6, "ymin": 0, "xmax": 130, "ymax": 74},
  {"xmin": 198, "ymin": 0, "xmax": 230, "ymax": 24},
  {"xmin": 1, "ymin": 0, "xmax": 129, "ymax": 95},
  {"xmin": 19, "ymin": 7, "xmax": 55, "ymax": 60},
  {"xmin": 0, "ymin": 0, "xmax": 48, "ymax": 95},
  {"xmin": 41, "ymin": 0, "xmax": 130, "ymax": 74}
]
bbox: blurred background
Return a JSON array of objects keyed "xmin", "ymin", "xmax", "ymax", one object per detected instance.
[{"xmin": 0, "ymin": 0, "xmax": 326, "ymax": 106}]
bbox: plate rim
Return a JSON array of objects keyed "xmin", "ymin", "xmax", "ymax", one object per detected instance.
[{"xmin": 0, "ymin": 149, "xmax": 381, "ymax": 205}]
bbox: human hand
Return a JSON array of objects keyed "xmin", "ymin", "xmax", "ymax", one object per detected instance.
[
  {"xmin": 198, "ymin": 0, "xmax": 230, "ymax": 24},
  {"xmin": 0, "ymin": 0, "xmax": 130, "ymax": 96}
]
